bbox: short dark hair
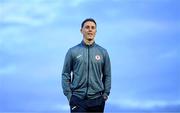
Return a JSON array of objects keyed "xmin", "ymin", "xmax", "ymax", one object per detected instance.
[{"xmin": 81, "ymin": 18, "xmax": 97, "ymax": 28}]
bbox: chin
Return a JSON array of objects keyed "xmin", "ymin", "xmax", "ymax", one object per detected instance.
[{"xmin": 88, "ymin": 37, "xmax": 93, "ymax": 39}]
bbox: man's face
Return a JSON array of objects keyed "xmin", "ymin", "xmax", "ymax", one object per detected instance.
[{"xmin": 81, "ymin": 21, "xmax": 96, "ymax": 42}]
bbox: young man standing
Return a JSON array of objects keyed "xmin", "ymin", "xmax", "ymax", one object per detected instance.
[{"xmin": 62, "ymin": 18, "xmax": 111, "ymax": 113}]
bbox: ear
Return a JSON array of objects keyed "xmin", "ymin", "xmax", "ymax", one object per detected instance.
[{"xmin": 80, "ymin": 29, "xmax": 83, "ymax": 34}]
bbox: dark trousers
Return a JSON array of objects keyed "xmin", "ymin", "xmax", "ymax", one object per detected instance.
[{"xmin": 69, "ymin": 95, "xmax": 105, "ymax": 113}]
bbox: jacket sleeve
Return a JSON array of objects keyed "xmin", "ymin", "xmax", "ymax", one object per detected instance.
[
  {"xmin": 102, "ymin": 50, "xmax": 111, "ymax": 97},
  {"xmin": 62, "ymin": 48, "xmax": 72, "ymax": 101}
]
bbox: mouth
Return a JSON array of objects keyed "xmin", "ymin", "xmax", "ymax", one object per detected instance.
[
  {"xmin": 88, "ymin": 33, "xmax": 93, "ymax": 35},
  {"xmin": 87, "ymin": 33, "xmax": 93, "ymax": 37}
]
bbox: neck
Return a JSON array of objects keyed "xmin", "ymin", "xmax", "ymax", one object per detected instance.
[{"xmin": 83, "ymin": 38, "xmax": 94, "ymax": 45}]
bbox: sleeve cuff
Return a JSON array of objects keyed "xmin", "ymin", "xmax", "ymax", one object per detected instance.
[
  {"xmin": 67, "ymin": 93, "xmax": 72, "ymax": 102},
  {"xmin": 103, "ymin": 92, "xmax": 109, "ymax": 97}
]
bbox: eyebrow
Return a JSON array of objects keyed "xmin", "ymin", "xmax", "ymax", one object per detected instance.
[{"xmin": 85, "ymin": 25, "xmax": 96, "ymax": 27}]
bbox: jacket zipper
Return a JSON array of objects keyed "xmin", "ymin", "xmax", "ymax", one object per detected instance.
[{"xmin": 85, "ymin": 46, "xmax": 90, "ymax": 99}]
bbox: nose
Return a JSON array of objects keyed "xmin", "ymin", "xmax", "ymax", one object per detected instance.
[
  {"xmin": 88, "ymin": 28, "xmax": 92, "ymax": 32},
  {"xmin": 88, "ymin": 27, "xmax": 94, "ymax": 31}
]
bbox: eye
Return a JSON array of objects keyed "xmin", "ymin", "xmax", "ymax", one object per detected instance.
[
  {"xmin": 85, "ymin": 26, "xmax": 90, "ymax": 29},
  {"xmin": 91, "ymin": 26, "xmax": 95, "ymax": 29}
]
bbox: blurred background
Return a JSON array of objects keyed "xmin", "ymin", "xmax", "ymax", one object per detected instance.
[{"xmin": 0, "ymin": 0, "xmax": 180, "ymax": 112}]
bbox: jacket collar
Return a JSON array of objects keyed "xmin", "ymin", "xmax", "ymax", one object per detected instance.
[{"xmin": 81, "ymin": 40, "xmax": 95, "ymax": 47}]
